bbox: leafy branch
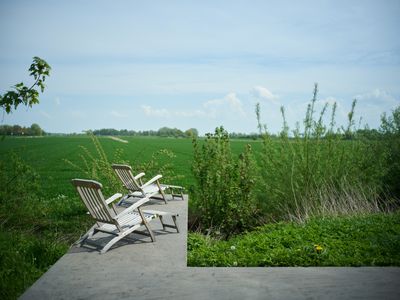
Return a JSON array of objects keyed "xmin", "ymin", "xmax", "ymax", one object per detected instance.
[{"xmin": 0, "ymin": 57, "xmax": 51, "ymax": 114}]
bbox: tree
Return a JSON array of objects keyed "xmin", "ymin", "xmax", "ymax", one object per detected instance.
[
  {"xmin": 12, "ymin": 125, "xmax": 22, "ymax": 136},
  {"xmin": 0, "ymin": 57, "xmax": 51, "ymax": 114},
  {"xmin": 30, "ymin": 123, "xmax": 43, "ymax": 136},
  {"xmin": 185, "ymin": 128, "xmax": 199, "ymax": 138}
]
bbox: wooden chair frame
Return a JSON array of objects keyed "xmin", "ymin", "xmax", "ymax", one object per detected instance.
[{"xmin": 71, "ymin": 179, "xmax": 157, "ymax": 254}]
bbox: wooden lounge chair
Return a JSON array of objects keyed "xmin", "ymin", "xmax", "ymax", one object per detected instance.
[
  {"xmin": 112, "ymin": 163, "xmax": 184, "ymax": 205},
  {"xmin": 71, "ymin": 179, "xmax": 158, "ymax": 254}
]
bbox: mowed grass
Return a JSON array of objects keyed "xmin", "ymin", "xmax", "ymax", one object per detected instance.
[{"xmin": 0, "ymin": 135, "xmax": 262, "ymax": 198}]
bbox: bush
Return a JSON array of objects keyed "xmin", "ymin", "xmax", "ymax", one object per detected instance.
[{"xmin": 190, "ymin": 127, "xmax": 258, "ymax": 237}]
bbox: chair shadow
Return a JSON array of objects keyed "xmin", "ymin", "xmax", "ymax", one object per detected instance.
[
  {"xmin": 68, "ymin": 225, "xmax": 179, "ymax": 254},
  {"xmin": 69, "ymin": 193, "xmax": 184, "ymax": 254}
]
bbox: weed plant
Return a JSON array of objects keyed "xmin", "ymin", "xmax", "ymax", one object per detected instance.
[
  {"xmin": 255, "ymin": 84, "xmax": 387, "ymax": 221},
  {"xmin": 190, "ymin": 84, "xmax": 396, "ymax": 235},
  {"xmin": 379, "ymin": 106, "xmax": 400, "ymax": 200},
  {"xmin": 64, "ymin": 133, "xmax": 181, "ymax": 195},
  {"xmin": 188, "ymin": 212, "xmax": 400, "ymax": 267}
]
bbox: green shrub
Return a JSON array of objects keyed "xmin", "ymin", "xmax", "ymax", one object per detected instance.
[{"xmin": 191, "ymin": 127, "xmax": 258, "ymax": 237}]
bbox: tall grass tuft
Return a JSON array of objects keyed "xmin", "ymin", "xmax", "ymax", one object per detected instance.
[
  {"xmin": 64, "ymin": 132, "xmax": 180, "ymax": 195},
  {"xmin": 380, "ymin": 106, "xmax": 400, "ymax": 200},
  {"xmin": 285, "ymin": 180, "xmax": 386, "ymax": 222},
  {"xmin": 64, "ymin": 133, "xmax": 123, "ymax": 195},
  {"xmin": 255, "ymin": 83, "xmax": 387, "ymax": 221}
]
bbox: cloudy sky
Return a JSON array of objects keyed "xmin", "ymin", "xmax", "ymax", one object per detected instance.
[{"xmin": 0, "ymin": 0, "xmax": 399, "ymax": 135}]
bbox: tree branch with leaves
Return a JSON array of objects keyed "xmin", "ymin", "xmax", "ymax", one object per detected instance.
[{"xmin": 0, "ymin": 57, "xmax": 51, "ymax": 114}]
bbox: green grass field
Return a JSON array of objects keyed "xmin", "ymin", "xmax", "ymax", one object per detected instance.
[
  {"xmin": 0, "ymin": 135, "xmax": 261, "ymax": 198},
  {"xmin": 1, "ymin": 134, "xmax": 399, "ymax": 299}
]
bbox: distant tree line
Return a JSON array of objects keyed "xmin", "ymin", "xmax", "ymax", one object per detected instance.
[
  {"xmin": 1, "ymin": 124, "xmax": 390, "ymax": 140},
  {"xmin": 227, "ymin": 128, "xmax": 393, "ymax": 141},
  {"xmin": 0, "ymin": 123, "xmax": 44, "ymax": 136},
  {"xmin": 228, "ymin": 132, "xmax": 261, "ymax": 140},
  {"xmin": 92, "ymin": 127, "xmax": 199, "ymax": 138}
]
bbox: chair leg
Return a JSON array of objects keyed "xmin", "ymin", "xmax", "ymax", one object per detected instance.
[
  {"xmin": 160, "ymin": 190, "xmax": 167, "ymax": 204},
  {"xmin": 76, "ymin": 224, "xmax": 97, "ymax": 246},
  {"xmin": 138, "ymin": 207, "xmax": 156, "ymax": 242},
  {"xmin": 172, "ymin": 215, "xmax": 180, "ymax": 233},
  {"xmin": 100, "ymin": 234, "xmax": 125, "ymax": 254},
  {"xmin": 159, "ymin": 215, "xmax": 166, "ymax": 230},
  {"xmin": 156, "ymin": 181, "xmax": 168, "ymax": 204}
]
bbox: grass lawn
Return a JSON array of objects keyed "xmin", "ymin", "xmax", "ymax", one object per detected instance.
[{"xmin": 188, "ymin": 212, "xmax": 400, "ymax": 267}]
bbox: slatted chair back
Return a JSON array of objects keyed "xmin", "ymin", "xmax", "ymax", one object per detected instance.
[
  {"xmin": 71, "ymin": 179, "xmax": 116, "ymax": 225},
  {"xmin": 112, "ymin": 164, "xmax": 142, "ymax": 192}
]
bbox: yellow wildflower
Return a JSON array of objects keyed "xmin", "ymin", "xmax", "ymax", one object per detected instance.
[{"xmin": 314, "ymin": 244, "xmax": 323, "ymax": 253}]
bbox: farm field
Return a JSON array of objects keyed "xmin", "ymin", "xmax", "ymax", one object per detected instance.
[
  {"xmin": 1, "ymin": 132, "xmax": 400, "ymax": 299},
  {"xmin": 0, "ymin": 135, "xmax": 261, "ymax": 198}
]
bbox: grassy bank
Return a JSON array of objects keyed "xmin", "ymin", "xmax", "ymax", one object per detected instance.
[
  {"xmin": 0, "ymin": 230, "xmax": 68, "ymax": 299},
  {"xmin": 188, "ymin": 212, "xmax": 400, "ymax": 267}
]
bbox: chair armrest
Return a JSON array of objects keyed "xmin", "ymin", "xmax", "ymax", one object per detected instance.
[
  {"xmin": 134, "ymin": 172, "xmax": 145, "ymax": 180},
  {"xmin": 114, "ymin": 196, "xmax": 151, "ymax": 219},
  {"xmin": 135, "ymin": 172, "xmax": 145, "ymax": 185},
  {"xmin": 105, "ymin": 193, "xmax": 123, "ymax": 205},
  {"xmin": 142, "ymin": 174, "xmax": 163, "ymax": 188}
]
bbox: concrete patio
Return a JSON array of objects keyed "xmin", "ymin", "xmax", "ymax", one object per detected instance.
[{"xmin": 21, "ymin": 196, "xmax": 400, "ymax": 300}]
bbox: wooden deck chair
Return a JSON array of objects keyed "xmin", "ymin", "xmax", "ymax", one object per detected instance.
[
  {"xmin": 71, "ymin": 179, "xmax": 157, "ymax": 254},
  {"xmin": 112, "ymin": 164, "xmax": 185, "ymax": 205}
]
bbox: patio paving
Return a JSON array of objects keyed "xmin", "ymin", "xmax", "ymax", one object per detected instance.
[{"xmin": 20, "ymin": 196, "xmax": 400, "ymax": 300}]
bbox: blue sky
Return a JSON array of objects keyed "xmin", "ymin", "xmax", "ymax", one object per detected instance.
[{"xmin": 1, "ymin": 0, "xmax": 399, "ymax": 135}]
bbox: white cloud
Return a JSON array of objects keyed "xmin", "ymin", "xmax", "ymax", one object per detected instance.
[
  {"xmin": 251, "ymin": 86, "xmax": 278, "ymax": 103},
  {"xmin": 203, "ymin": 92, "xmax": 246, "ymax": 117},
  {"xmin": 141, "ymin": 92, "xmax": 246, "ymax": 120},
  {"xmin": 355, "ymin": 89, "xmax": 398, "ymax": 107},
  {"xmin": 141, "ymin": 105, "xmax": 171, "ymax": 117},
  {"xmin": 141, "ymin": 105, "xmax": 205, "ymax": 118},
  {"xmin": 110, "ymin": 110, "xmax": 128, "ymax": 118},
  {"xmin": 54, "ymin": 97, "xmax": 60, "ymax": 105}
]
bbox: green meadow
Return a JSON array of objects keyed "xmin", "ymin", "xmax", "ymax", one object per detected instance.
[
  {"xmin": 1, "ymin": 120, "xmax": 400, "ymax": 299},
  {"xmin": 0, "ymin": 135, "xmax": 198, "ymax": 197},
  {"xmin": 0, "ymin": 135, "xmax": 264, "ymax": 198}
]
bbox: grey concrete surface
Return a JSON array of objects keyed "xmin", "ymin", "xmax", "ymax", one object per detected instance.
[{"xmin": 20, "ymin": 196, "xmax": 400, "ymax": 300}]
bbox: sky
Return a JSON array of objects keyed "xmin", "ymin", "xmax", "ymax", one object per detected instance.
[{"xmin": 0, "ymin": 0, "xmax": 399, "ymax": 135}]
